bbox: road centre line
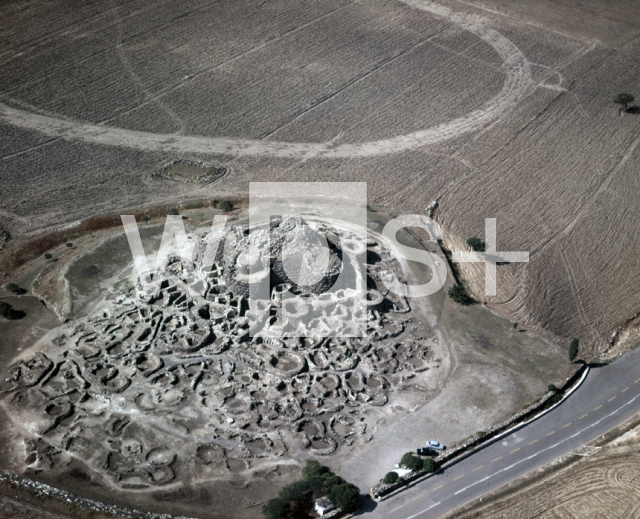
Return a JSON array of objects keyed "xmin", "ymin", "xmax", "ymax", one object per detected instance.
[
  {"xmin": 594, "ymin": 405, "xmax": 602, "ymax": 411},
  {"xmin": 404, "ymin": 501, "xmax": 441, "ymax": 519},
  {"xmin": 510, "ymin": 448, "xmax": 520, "ymax": 453},
  {"xmin": 546, "ymin": 431, "xmax": 555, "ymax": 436},
  {"xmin": 492, "ymin": 456, "xmax": 502, "ymax": 462},
  {"xmin": 472, "ymin": 465, "xmax": 483, "ymax": 471},
  {"xmin": 609, "ymin": 396, "xmax": 617, "ymax": 402},
  {"xmin": 529, "ymin": 439, "xmax": 538, "ymax": 445},
  {"xmin": 579, "ymin": 414, "xmax": 588, "ymax": 419},
  {"xmin": 391, "ymin": 505, "xmax": 402, "ymax": 512},
  {"xmin": 412, "ymin": 494, "xmax": 424, "ymax": 502},
  {"xmin": 452, "ymin": 392, "xmax": 640, "ymax": 498},
  {"xmin": 433, "ymin": 484, "xmax": 444, "ymax": 491},
  {"xmin": 563, "ymin": 423, "xmax": 571, "ymax": 428},
  {"xmin": 453, "ymin": 475, "xmax": 464, "ymax": 481},
  {"xmin": 623, "ymin": 387, "xmax": 629, "ymax": 393}
]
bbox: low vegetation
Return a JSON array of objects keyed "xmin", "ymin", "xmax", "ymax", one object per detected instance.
[
  {"xmin": 261, "ymin": 461, "xmax": 359, "ymax": 519},
  {"xmin": 466, "ymin": 237, "xmax": 486, "ymax": 252},
  {"xmin": 422, "ymin": 458, "xmax": 436, "ymax": 473},
  {"xmin": 400, "ymin": 452, "xmax": 437, "ymax": 474},
  {"xmin": 614, "ymin": 93, "xmax": 634, "ymax": 110},
  {"xmin": 5, "ymin": 283, "xmax": 27, "ymax": 295},
  {"xmin": 569, "ymin": 338, "xmax": 579, "ymax": 362},
  {"xmin": 0, "ymin": 301, "xmax": 25, "ymax": 320},
  {"xmin": 448, "ymin": 284, "xmax": 471, "ymax": 305},
  {"xmin": 400, "ymin": 452, "xmax": 424, "ymax": 471},
  {"xmin": 218, "ymin": 200, "xmax": 234, "ymax": 212},
  {"xmin": 383, "ymin": 472, "xmax": 400, "ymax": 484}
]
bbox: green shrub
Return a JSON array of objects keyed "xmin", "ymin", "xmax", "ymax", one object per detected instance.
[
  {"xmin": 44, "ymin": 253, "xmax": 52, "ymax": 260},
  {"xmin": 66, "ymin": 242, "xmax": 73, "ymax": 248},
  {"xmin": 327, "ymin": 483, "xmax": 360, "ymax": 511},
  {"xmin": 6, "ymin": 283, "xmax": 27, "ymax": 295},
  {"xmin": 302, "ymin": 460, "xmax": 324, "ymax": 479},
  {"xmin": 548, "ymin": 393, "xmax": 562, "ymax": 405},
  {"xmin": 169, "ymin": 207, "xmax": 180, "ymax": 216},
  {"xmin": 383, "ymin": 472, "xmax": 400, "ymax": 484},
  {"xmin": 141, "ymin": 215, "xmax": 150, "ymax": 224},
  {"xmin": 219, "ymin": 200, "xmax": 233, "ymax": 212},
  {"xmin": 547, "ymin": 384, "xmax": 557, "ymax": 392},
  {"xmin": 0, "ymin": 302, "xmax": 24, "ymax": 320},
  {"xmin": 569, "ymin": 338, "xmax": 579, "ymax": 361},
  {"xmin": 0, "ymin": 301, "xmax": 13, "ymax": 318},
  {"xmin": 466, "ymin": 237, "xmax": 485, "ymax": 252},
  {"xmin": 400, "ymin": 452, "xmax": 423, "ymax": 471},
  {"xmin": 422, "ymin": 458, "xmax": 436, "ymax": 473},
  {"xmin": 261, "ymin": 497, "xmax": 290, "ymax": 519},
  {"xmin": 448, "ymin": 284, "xmax": 471, "ymax": 305}
]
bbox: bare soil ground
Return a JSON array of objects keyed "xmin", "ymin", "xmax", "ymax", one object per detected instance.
[
  {"xmin": 458, "ymin": 0, "xmax": 640, "ymax": 48},
  {"xmin": 0, "ymin": 0, "xmax": 639, "ymax": 516},
  {"xmin": 444, "ymin": 412, "xmax": 640, "ymax": 519},
  {"xmin": 0, "ymin": 205, "xmax": 573, "ymax": 518},
  {"xmin": 1, "ymin": 0, "xmax": 639, "ymax": 361}
]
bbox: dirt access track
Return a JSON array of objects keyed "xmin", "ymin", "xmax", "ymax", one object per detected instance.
[{"xmin": 1, "ymin": 0, "xmax": 640, "ymax": 368}]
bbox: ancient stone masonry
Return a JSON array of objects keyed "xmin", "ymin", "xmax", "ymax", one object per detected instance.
[{"xmin": 0, "ymin": 216, "xmax": 442, "ymax": 491}]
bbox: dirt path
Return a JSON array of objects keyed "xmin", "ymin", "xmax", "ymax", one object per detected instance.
[{"xmin": 0, "ymin": 0, "xmax": 533, "ymax": 159}]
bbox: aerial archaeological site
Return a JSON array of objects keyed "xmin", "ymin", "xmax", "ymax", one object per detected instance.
[{"xmin": 1, "ymin": 0, "xmax": 640, "ymax": 518}]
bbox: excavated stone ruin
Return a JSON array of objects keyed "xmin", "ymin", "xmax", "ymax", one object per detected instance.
[{"xmin": 0, "ymin": 216, "xmax": 443, "ymax": 491}]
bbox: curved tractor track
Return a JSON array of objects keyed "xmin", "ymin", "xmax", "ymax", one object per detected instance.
[{"xmin": 0, "ymin": 0, "xmax": 533, "ymax": 159}]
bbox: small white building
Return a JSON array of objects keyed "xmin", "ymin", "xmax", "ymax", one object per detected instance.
[{"xmin": 315, "ymin": 497, "xmax": 335, "ymax": 516}]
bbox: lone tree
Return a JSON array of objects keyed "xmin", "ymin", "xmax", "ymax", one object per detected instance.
[
  {"xmin": 383, "ymin": 472, "xmax": 400, "ymax": 484},
  {"xmin": 448, "ymin": 284, "xmax": 471, "ymax": 305},
  {"xmin": 547, "ymin": 384, "xmax": 557, "ymax": 392},
  {"xmin": 569, "ymin": 338, "xmax": 579, "ymax": 361},
  {"xmin": 466, "ymin": 237, "xmax": 486, "ymax": 252},
  {"xmin": 614, "ymin": 93, "xmax": 635, "ymax": 109}
]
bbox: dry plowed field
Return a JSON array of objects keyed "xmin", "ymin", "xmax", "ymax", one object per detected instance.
[{"xmin": 1, "ymin": 0, "xmax": 639, "ymax": 374}]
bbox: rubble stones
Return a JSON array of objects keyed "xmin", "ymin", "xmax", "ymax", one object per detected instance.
[{"xmin": 0, "ymin": 216, "xmax": 442, "ymax": 495}]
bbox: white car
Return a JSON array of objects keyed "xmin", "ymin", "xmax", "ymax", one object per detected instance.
[{"xmin": 426, "ymin": 440, "xmax": 445, "ymax": 450}]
